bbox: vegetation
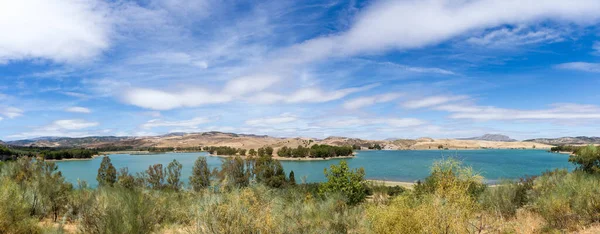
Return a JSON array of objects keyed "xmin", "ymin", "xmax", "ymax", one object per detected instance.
[
  {"xmin": 319, "ymin": 160, "xmax": 367, "ymax": 205},
  {"xmin": 569, "ymin": 144, "xmax": 600, "ymax": 173},
  {"xmin": 3, "ymin": 146, "xmax": 600, "ymax": 233},
  {"xmin": 550, "ymin": 145, "xmax": 582, "ymax": 153},
  {"xmin": 277, "ymin": 144, "xmax": 354, "ymax": 158},
  {"xmin": 0, "ymin": 145, "xmax": 97, "ymax": 160}
]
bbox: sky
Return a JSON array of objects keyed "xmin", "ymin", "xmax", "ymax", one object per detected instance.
[{"xmin": 1, "ymin": 0, "xmax": 600, "ymax": 141}]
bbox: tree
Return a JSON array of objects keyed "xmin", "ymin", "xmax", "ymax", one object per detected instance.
[
  {"xmin": 97, "ymin": 156, "xmax": 117, "ymax": 187},
  {"xmin": 253, "ymin": 155, "xmax": 287, "ymax": 188},
  {"xmin": 289, "ymin": 170, "xmax": 296, "ymax": 185},
  {"xmin": 117, "ymin": 167, "xmax": 135, "ymax": 189},
  {"xmin": 569, "ymin": 145, "xmax": 600, "ymax": 173},
  {"xmin": 249, "ymin": 149, "xmax": 257, "ymax": 156},
  {"xmin": 319, "ymin": 160, "xmax": 367, "ymax": 205},
  {"xmin": 219, "ymin": 157, "xmax": 248, "ymax": 188},
  {"xmin": 190, "ymin": 157, "xmax": 211, "ymax": 191},
  {"xmin": 265, "ymin": 147, "xmax": 274, "ymax": 156},
  {"xmin": 257, "ymin": 148, "xmax": 266, "ymax": 157},
  {"xmin": 238, "ymin": 149, "xmax": 246, "ymax": 156},
  {"xmin": 146, "ymin": 164, "xmax": 165, "ymax": 190},
  {"xmin": 166, "ymin": 160, "xmax": 183, "ymax": 191}
]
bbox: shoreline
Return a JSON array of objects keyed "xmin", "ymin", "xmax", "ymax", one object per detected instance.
[
  {"xmin": 367, "ymin": 180, "xmax": 416, "ymax": 188},
  {"xmin": 45, "ymin": 154, "xmax": 100, "ymax": 162},
  {"xmin": 208, "ymin": 153, "xmax": 355, "ymax": 161}
]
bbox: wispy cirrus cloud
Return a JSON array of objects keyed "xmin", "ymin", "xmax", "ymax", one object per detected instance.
[
  {"xmin": 555, "ymin": 62, "xmax": 600, "ymax": 73},
  {"xmin": 7, "ymin": 119, "xmax": 101, "ymax": 139},
  {"xmin": 343, "ymin": 93, "xmax": 402, "ymax": 110},
  {"xmin": 436, "ymin": 103, "xmax": 600, "ymax": 121},
  {"xmin": 402, "ymin": 95, "xmax": 469, "ymax": 109},
  {"xmin": 65, "ymin": 106, "xmax": 92, "ymax": 114},
  {"xmin": 141, "ymin": 117, "xmax": 213, "ymax": 129}
]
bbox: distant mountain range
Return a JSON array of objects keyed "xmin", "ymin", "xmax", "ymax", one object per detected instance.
[
  {"xmin": 1, "ymin": 131, "xmax": 554, "ymax": 150},
  {"xmin": 458, "ymin": 134, "xmax": 517, "ymax": 142},
  {"xmin": 524, "ymin": 136, "xmax": 600, "ymax": 146}
]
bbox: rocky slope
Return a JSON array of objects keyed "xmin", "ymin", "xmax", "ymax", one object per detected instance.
[
  {"xmin": 4, "ymin": 131, "xmax": 554, "ymax": 150},
  {"xmin": 524, "ymin": 136, "xmax": 600, "ymax": 146},
  {"xmin": 459, "ymin": 134, "xmax": 516, "ymax": 142}
]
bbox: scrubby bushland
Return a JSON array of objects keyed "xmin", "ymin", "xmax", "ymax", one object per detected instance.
[
  {"xmin": 4, "ymin": 148, "xmax": 600, "ymax": 233},
  {"xmin": 368, "ymin": 158, "xmax": 485, "ymax": 233},
  {"xmin": 479, "ymin": 176, "xmax": 535, "ymax": 218}
]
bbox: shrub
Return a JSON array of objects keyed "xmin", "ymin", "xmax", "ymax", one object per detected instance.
[
  {"xmin": 530, "ymin": 169, "xmax": 600, "ymax": 230},
  {"xmin": 319, "ymin": 160, "xmax": 367, "ymax": 205},
  {"xmin": 79, "ymin": 187, "xmax": 165, "ymax": 233},
  {"xmin": 569, "ymin": 145, "xmax": 600, "ymax": 173},
  {"xmin": 368, "ymin": 158, "xmax": 484, "ymax": 233},
  {"xmin": 0, "ymin": 178, "xmax": 41, "ymax": 234}
]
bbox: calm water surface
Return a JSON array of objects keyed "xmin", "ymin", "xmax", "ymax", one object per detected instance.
[{"xmin": 55, "ymin": 149, "xmax": 574, "ymax": 187}]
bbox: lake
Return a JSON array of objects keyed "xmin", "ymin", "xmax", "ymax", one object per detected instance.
[{"xmin": 55, "ymin": 149, "xmax": 574, "ymax": 187}]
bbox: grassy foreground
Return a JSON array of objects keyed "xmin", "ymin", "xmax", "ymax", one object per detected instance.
[{"xmin": 1, "ymin": 146, "xmax": 600, "ymax": 233}]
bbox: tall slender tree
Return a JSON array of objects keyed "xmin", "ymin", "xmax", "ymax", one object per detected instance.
[
  {"xmin": 97, "ymin": 156, "xmax": 117, "ymax": 187},
  {"xmin": 166, "ymin": 160, "xmax": 183, "ymax": 191},
  {"xmin": 190, "ymin": 157, "xmax": 211, "ymax": 191}
]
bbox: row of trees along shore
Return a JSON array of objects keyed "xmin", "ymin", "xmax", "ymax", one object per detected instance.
[
  {"xmin": 3, "ymin": 145, "xmax": 600, "ymax": 232},
  {"xmin": 277, "ymin": 145, "xmax": 354, "ymax": 158},
  {"xmin": 203, "ymin": 145, "xmax": 354, "ymax": 158},
  {"xmin": 0, "ymin": 145, "xmax": 98, "ymax": 160}
]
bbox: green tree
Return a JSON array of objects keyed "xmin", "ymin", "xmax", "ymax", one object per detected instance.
[
  {"xmin": 219, "ymin": 157, "xmax": 248, "ymax": 188},
  {"xmin": 257, "ymin": 148, "xmax": 266, "ymax": 157},
  {"xmin": 190, "ymin": 157, "xmax": 211, "ymax": 191},
  {"xmin": 249, "ymin": 149, "xmax": 257, "ymax": 156},
  {"xmin": 97, "ymin": 156, "xmax": 117, "ymax": 187},
  {"xmin": 265, "ymin": 147, "xmax": 274, "ymax": 156},
  {"xmin": 569, "ymin": 145, "xmax": 600, "ymax": 173},
  {"xmin": 146, "ymin": 164, "xmax": 165, "ymax": 190},
  {"xmin": 253, "ymin": 155, "xmax": 286, "ymax": 188},
  {"xmin": 166, "ymin": 160, "xmax": 183, "ymax": 191},
  {"xmin": 289, "ymin": 170, "xmax": 296, "ymax": 185},
  {"xmin": 319, "ymin": 160, "xmax": 366, "ymax": 205},
  {"xmin": 117, "ymin": 167, "xmax": 136, "ymax": 189}
]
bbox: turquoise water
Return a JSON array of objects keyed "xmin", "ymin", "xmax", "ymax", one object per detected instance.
[{"xmin": 55, "ymin": 150, "xmax": 574, "ymax": 187}]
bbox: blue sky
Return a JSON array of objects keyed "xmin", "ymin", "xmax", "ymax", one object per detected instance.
[{"xmin": 2, "ymin": 0, "xmax": 600, "ymax": 141}]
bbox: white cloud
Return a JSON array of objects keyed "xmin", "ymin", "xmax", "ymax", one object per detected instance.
[
  {"xmin": 0, "ymin": 107, "xmax": 24, "ymax": 118},
  {"xmin": 0, "ymin": 117, "xmax": 3, "ymax": 121},
  {"xmin": 124, "ymin": 88, "xmax": 232, "ymax": 110},
  {"xmin": 0, "ymin": 0, "xmax": 111, "ymax": 63},
  {"xmin": 279, "ymin": 0, "xmax": 600, "ymax": 63},
  {"xmin": 7, "ymin": 119, "xmax": 100, "ymax": 139},
  {"xmin": 50, "ymin": 119, "xmax": 99, "ymax": 130},
  {"xmin": 223, "ymin": 75, "xmax": 280, "ymax": 95},
  {"xmin": 556, "ymin": 62, "xmax": 600, "ymax": 72},
  {"xmin": 343, "ymin": 93, "xmax": 402, "ymax": 110},
  {"xmin": 245, "ymin": 114, "xmax": 297, "ymax": 126},
  {"xmin": 436, "ymin": 103, "xmax": 600, "ymax": 120},
  {"xmin": 316, "ymin": 117, "xmax": 425, "ymax": 128},
  {"xmin": 66, "ymin": 106, "xmax": 92, "ymax": 114},
  {"xmin": 593, "ymin": 41, "xmax": 600, "ymax": 55},
  {"xmin": 467, "ymin": 26, "xmax": 563, "ymax": 48},
  {"xmin": 141, "ymin": 117, "xmax": 212, "ymax": 129},
  {"xmin": 403, "ymin": 95, "xmax": 468, "ymax": 109}
]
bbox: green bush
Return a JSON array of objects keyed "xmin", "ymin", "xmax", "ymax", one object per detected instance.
[
  {"xmin": 0, "ymin": 178, "xmax": 41, "ymax": 234},
  {"xmin": 530, "ymin": 170, "xmax": 600, "ymax": 230},
  {"xmin": 479, "ymin": 176, "xmax": 535, "ymax": 217},
  {"xmin": 319, "ymin": 160, "xmax": 367, "ymax": 205},
  {"xmin": 79, "ymin": 187, "xmax": 165, "ymax": 233}
]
